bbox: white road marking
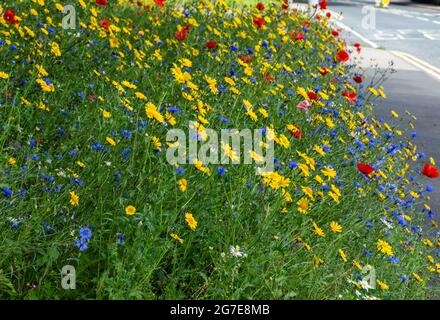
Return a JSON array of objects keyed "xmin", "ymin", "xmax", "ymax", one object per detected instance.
[
  {"xmin": 391, "ymin": 50, "xmax": 440, "ymax": 81},
  {"xmin": 333, "ymin": 20, "xmax": 379, "ymax": 49},
  {"xmin": 416, "ymin": 17, "xmax": 430, "ymax": 22},
  {"xmin": 433, "ymin": 21, "xmax": 440, "ymax": 25}
]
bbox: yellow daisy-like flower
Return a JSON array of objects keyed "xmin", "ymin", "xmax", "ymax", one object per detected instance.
[
  {"xmin": 102, "ymin": 110, "xmax": 111, "ymax": 118},
  {"xmin": 330, "ymin": 221, "xmax": 342, "ymax": 233},
  {"xmin": 185, "ymin": 212, "xmax": 198, "ymax": 231},
  {"xmin": 106, "ymin": 136, "xmax": 116, "ymax": 146},
  {"xmin": 338, "ymin": 249, "xmax": 347, "ymax": 262},
  {"xmin": 170, "ymin": 232, "xmax": 184, "ymax": 245},
  {"xmin": 312, "ymin": 222, "xmax": 325, "ymax": 237},
  {"xmin": 69, "ymin": 191, "xmax": 79, "ymax": 206},
  {"xmin": 376, "ymin": 279, "xmax": 389, "ymax": 290},
  {"xmin": 377, "ymin": 239, "xmax": 393, "ymax": 256},
  {"xmin": 0, "ymin": 72, "xmax": 10, "ymax": 79},
  {"xmin": 178, "ymin": 178, "xmax": 187, "ymax": 192},
  {"xmin": 125, "ymin": 205, "xmax": 137, "ymax": 216},
  {"xmin": 297, "ymin": 197, "xmax": 309, "ymax": 214},
  {"xmin": 321, "ymin": 166, "xmax": 336, "ymax": 180}
]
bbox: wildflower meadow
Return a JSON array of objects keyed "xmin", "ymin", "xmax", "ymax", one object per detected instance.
[{"xmin": 0, "ymin": 0, "xmax": 439, "ymax": 300}]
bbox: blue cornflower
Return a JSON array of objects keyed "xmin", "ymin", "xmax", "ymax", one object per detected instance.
[
  {"xmin": 2, "ymin": 187, "xmax": 13, "ymax": 198},
  {"xmin": 288, "ymin": 161, "xmax": 297, "ymax": 169},
  {"xmin": 117, "ymin": 233, "xmax": 125, "ymax": 245},
  {"xmin": 79, "ymin": 227, "xmax": 92, "ymax": 241}
]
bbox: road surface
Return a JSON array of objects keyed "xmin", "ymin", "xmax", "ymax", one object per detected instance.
[{"xmin": 329, "ymin": 0, "xmax": 440, "ymax": 68}]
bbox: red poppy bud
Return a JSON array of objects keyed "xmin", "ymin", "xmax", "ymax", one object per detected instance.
[
  {"xmin": 353, "ymin": 75, "xmax": 362, "ymax": 83},
  {"xmin": 256, "ymin": 3, "xmax": 265, "ymax": 11}
]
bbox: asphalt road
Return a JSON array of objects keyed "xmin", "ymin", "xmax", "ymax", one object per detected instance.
[{"xmin": 329, "ymin": 0, "xmax": 440, "ymax": 68}]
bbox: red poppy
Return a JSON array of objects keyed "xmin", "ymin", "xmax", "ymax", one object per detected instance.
[
  {"xmin": 262, "ymin": 72, "xmax": 274, "ymax": 84},
  {"xmin": 137, "ymin": 1, "xmax": 143, "ymax": 6},
  {"xmin": 256, "ymin": 3, "xmax": 265, "ymax": 11},
  {"xmin": 175, "ymin": 30, "xmax": 187, "ymax": 41},
  {"xmin": 253, "ymin": 17, "xmax": 264, "ymax": 29},
  {"xmin": 182, "ymin": 25, "xmax": 190, "ymax": 32},
  {"xmin": 342, "ymin": 90, "xmax": 357, "ymax": 103},
  {"xmin": 308, "ymin": 91, "xmax": 318, "ymax": 101},
  {"xmin": 332, "ymin": 30, "xmax": 339, "ymax": 37},
  {"xmin": 421, "ymin": 163, "xmax": 439, "ymax": 178},
  {"xmin": 99, "ymin": 19, "xmax": 110, "ymax": 30},
  {"xmin": 303, "ymin": 21, "xmax": 311, "ymax": 29},
  {"xmin": 357, "ymin": 163, "xmax": 375, "ymax": 177},
  {"xmin": 319, "ymin": 68, "xmax": 329, "ymax": 76},
  {"xmin": 353, "ymin": 75, "xmax": 362, "ymax": 83},
  {"xmin": 354, "ymin": 42, "xmax": 361, "ymax": 53},
  {"xmin": 154, "ymin": 0, "xmax": 165, "ymax": 7},
  {"xmin": 205, "ymin": 41, "xmax": 218, "ymax": 49},
  {"xmin": 337, "ymin": 49, "xmax": 349, "ymax": 62},
  {"xmin": 294, "ymin": 32, "xmax": 304, "ymax": 41},
  {"xmin": 326, "ymin": 12, "xmax": 331, "ymax": 18},
  {"xmin": 289, "ymin": 125, "xmax": 304, "ymax": 139},
  {"xmin": 281, "ymin": 1, "xmax": 289, "ymax": 10},
  {"xmin": 3, "ymin": 9, "xmax": 16, "ymax": 24},
  {"xmin": 319, "ymin": 0, "xmax": 327, "ymax": 10},
  {"xmin": 96, "ymin": 0, "xmax": 108, "ymax": 6},
  {"xmin": 239, "ymin": 55, "xmax": 253, "ymax": 63}
]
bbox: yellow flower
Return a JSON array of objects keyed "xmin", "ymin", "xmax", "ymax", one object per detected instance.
[
  {"xmin": 413, "ymin": 273, "xmax": 424, "ymax": 284},
  {"xmin": 152, "ymin": 136, "xmax": 161, "ymax": 150},
  {"xmin": 297, "ymin": 197, "xmax": 309, "ymax": 214},
  {"xmin": 0, "ymin": 72, "xmax": 10, "ymax": 79},
  {"xmin": 69, "ymin": 191, "xmax": 79, "ymax": 206},
  {"xmin": 106, "ymin": 136, "xmax": 116, "ymax": 146},
  {"xmin": 377, "ymin": 239, "xmax": 393, "ymax": 256},
  {"xmin": 178, "ymin": 178, "xmax": 187, "ymax": 192},
  {"xmin": 338, "ymin": 249, "xmax": 347, "ymax": 262},
  {"xmin": 145, "ymin": 102, "xmax": 164, "ymax": 123},
  {"xmin": 298, "ymin": 163, "xmax": 310, "ymax": 177},
  {"xmin": 125, "ymin": 205, "xmax": 136, "ymax": 216},
  {"xmin": 185, "ymin": 212, "xmax": 198, "ymax": 231},
  {"xmin": 321, "ymin": 166, "xmax": 336, "ymax": 180},
  {"xmin": 170, "ymin": 232, "xmax": 184, "ymax": 245},
  {"xmin": 135, "ymin": 92, "xmax": 147, "ymax": 100},
  {"xmin": 376, "ymin": 279, "xmax": 389, "ymax": 290},
  {"xmin": 312, "ymin": 221, "xmax": 325, "ymax": 237},
  {"xmin": 102, "ymin": 110, "xmax": 111, "ymax": 118},
  {"xmin": 50, "ymin": 42, "xmax": 61, "ymax": 57},
  {"xmin": 330, "ymin": 221, "xmax": 342, "ymax": 233},
  {"xmin": 8, "ymin": 157, "xmax": 16, "ymax": 166}
]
